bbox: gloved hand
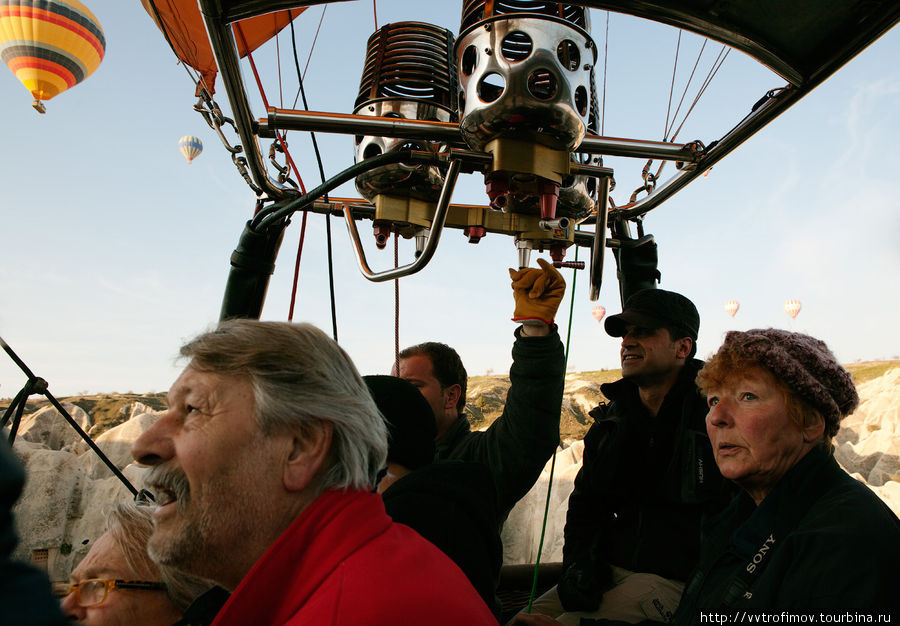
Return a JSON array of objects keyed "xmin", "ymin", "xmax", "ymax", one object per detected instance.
[
  {"xmin": 556, "ymin": 555, "xmax": 612, "ymax": 613},
  {"xmin": 509, "ymin": 257, "xmax": 566, "ymax": 325}
]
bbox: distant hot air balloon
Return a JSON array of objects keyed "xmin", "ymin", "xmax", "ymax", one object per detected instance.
[
  {"xmin": 591, "ymin": 305, "xmax": 606, "ymax": 323},
  {"xmin": 179, "ymin": 136, "xmax": 203, "ymax": 164},
  {"xmin": 0, "ymin": 0, "xmax": 106, "ymax": 113},
  {"xmin": 784, "ymin": 298, "xmax": 802, "ymax": 320},
  {"xmin": 724, "ymin": 300, "xmax": 739, "ymax": 318}
]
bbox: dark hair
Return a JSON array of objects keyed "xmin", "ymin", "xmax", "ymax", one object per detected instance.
[
  {"xmin": 660, "ymin": 325, "xmax": 697, "ymax": 360},
  {"xmin": 398, "ymin": 342, "xmax": 468, "ymax": 412}
]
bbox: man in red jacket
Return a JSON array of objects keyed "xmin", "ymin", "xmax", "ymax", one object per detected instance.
[{"xmin": 131, "ymin": 319, "xmax": 497, "ymax": 626}]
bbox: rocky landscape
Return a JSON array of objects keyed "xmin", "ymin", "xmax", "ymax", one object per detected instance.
[{"xmin": 4, "ymin": 362, "xmax": 898, "ymax": 579}]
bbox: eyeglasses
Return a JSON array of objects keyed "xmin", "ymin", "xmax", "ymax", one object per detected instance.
[{"xmin": 51, "ymin": 579, "xmax": 167, "ymax": 608}]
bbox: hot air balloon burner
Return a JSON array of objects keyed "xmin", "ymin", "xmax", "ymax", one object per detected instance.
[
  {"xmin": 353, "ymin": 22, "xmax": 458, "ymax": 247},
  {"xmin": 539, "ymin": 217, "xmax": 571, "ymax": 231},
  {"xmin": 516, "ymin": 239, "xmax": 534, "ymax": 269},
  {"xmin": 549, "ymin": 244, "xmax": 567, "ymax": 265},
  {"xmin": 373, "ymin": 221, "xmax": 392, "ymax": 250},
  {"xmin": 456, "ymin": 1, "xmax": 596, "ymax": 222},
  {"xmin": 464, "ymin": 226, "xmax": 487, "ymax": 244},
  {"xmin": 414, "ymin": 229, "xmax": 429, "ymax": 257}
]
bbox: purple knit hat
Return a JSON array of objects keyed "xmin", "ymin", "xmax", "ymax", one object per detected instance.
[{"xmin": 718, "ymin": 328, "xmax": 859, "ymax": 435}]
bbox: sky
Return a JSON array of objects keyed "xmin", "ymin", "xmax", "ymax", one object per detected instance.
[{"xmin": 1, "ymin": 2, "xmax": 898, "ymax": 398}]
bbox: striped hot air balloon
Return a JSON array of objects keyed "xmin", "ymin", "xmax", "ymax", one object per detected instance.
[
  {"xmin": 0, "ymin": 0, "xmax": 106, "ymax": 113},
  {"xmin": 179, "ymin": 136, "xmax": 203, "ymax": 164},
  {"xmin": 724, "ymin": 299, "xmax": 739, "ymax": 318},
  {"xmin": 784, "ymin": 298, "xmax": 802, "ymax": 320}
]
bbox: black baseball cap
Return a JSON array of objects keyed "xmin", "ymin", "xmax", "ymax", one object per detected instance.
[{"xmin": 604, "ymin": 289, "xmax": 699, "ymax": 340}]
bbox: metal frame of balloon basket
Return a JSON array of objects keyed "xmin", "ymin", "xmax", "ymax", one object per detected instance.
[
  {"xmin": 193, "ymin": 1, "xmax": 897, "ymax": 314},
  {"xmin": 0, "ymin": 335, "xmax": 138, "ymax": 497}
]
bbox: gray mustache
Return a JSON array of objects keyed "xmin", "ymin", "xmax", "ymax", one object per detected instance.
[{"xmin": 144, "ymin": 463, "xmax": 191, "ymax": 512}]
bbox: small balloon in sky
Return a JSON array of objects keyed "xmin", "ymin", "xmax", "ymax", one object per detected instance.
[
  {"xmin": 0, "ymin": 0, "xmax": 106, "ymax": 113},
  {"xmin": 724, "ymin": 299, "xmax": 739, "ymax": 318},
  {"xmin": 591, "ymin": 305, "xmax": 606, "ymax": 323},
  {"xmin": 179, "ymin": 136, "xmax": 203, "ymax": 164},
  {"xmin": 784, "ymin": 298, "xmax": 802, "ymax": 320}
]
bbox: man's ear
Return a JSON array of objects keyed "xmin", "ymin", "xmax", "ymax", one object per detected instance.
[
  {"xmin": 443, "ymin": 384, "xmax": 462, "ymax": 412},
  {"xmin": 675, "ymin": 337, "xmax": 693, "ymax": 360},
  {"xmin": 283, "ymin": 421, "xmax": 333, "ymax": 492}
]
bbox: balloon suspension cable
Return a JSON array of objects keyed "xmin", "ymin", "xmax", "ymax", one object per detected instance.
[
  {"xmin": 288, "ymin": 14, "xmax": 339, "ymax": 341},
  {"xmin": 664, "ymin": 30, "xmax": 682, "ymax": 141},
  {"xmin": 294, "ymin": 5, "xmax": 327, "ymax": 104},
  {"xmin": 525, "ymin": 242, "xmax": 580, "ymax": 614},
  {"xmin": 668, "ymin": 45, "xmax": 729, "ymax": 142},
  {"xmin": 630, "ymin": 38, "xmax": 728, "ymax": 203},
  {"xmin": 0, "ymin": 336, "xmax": 138, "ymax": 496}
]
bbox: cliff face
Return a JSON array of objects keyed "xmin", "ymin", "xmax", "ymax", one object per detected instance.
[
  {"xmin": 467, "ymin": 370, "xmax": 620, "ymax": 440},
  {"xmin": 5, "ymin": 365, "xmax": 899, "ymax": 579}
]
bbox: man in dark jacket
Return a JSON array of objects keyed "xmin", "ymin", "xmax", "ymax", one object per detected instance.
[
  {"xmin": 365, "ymin": 374, "xmax": 503, "ymax": 619},
  {"xmin": 517, "ymin": 289, "xmax": 734, "ymax": 625},
  {"xmin": 394, "ymin": 258, "xmax": 566, "ymax": 522},
  {"xmin": 1, "ymin": 437, "xmax": 68, "ymax": 626}
]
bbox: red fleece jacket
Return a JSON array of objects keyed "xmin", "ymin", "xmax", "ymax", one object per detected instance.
[{"xmin": 212, "ymin": 489, "xmax": 498, "ymax": 625}]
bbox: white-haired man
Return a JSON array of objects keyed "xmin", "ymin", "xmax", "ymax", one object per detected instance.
[{"xmin": 132, "ymin": 320, "xmax": 496, "ymax": 625}]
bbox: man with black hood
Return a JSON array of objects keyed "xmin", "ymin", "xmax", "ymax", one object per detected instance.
[
  {"xmin": 516, "ymin": 289, "xmax": 734, "ymax": 625},
  {"xmin": 365, "ymin": 374, "xmax": 503, "ymax": 620}
]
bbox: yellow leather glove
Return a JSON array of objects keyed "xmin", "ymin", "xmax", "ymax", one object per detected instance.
[{"xmin": 509, "ymin": 257, "xmax": 566, "ymax": 326}]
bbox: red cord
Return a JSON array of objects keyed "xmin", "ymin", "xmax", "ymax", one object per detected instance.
[
  {"xmin": 233, "ymin": 21, "xmax": 314, "ymax": 319},
  {"xmin": 287, "ymin": 212, "xmax": 309, "ymax": 321}
]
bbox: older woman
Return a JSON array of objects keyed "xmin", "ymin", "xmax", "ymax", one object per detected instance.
[
  {"xmin": 674, "ymin": 329, "xmax": 899, "ymax": 619},
  {"xmin": 55, "ymin": 502, "xmax": 214, "ymax": 625}
]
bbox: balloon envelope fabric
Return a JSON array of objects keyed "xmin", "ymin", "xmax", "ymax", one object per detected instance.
[{"xmin": 0, "ymin": 0, "xmax": 106, "ymax": 107}]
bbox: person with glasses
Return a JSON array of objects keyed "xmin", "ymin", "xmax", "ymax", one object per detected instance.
[{"xmin": 55, "ymin": 501, "xmax": 213, "ymax": 625}]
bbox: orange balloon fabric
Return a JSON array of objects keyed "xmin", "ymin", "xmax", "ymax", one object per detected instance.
[{"xmin": 140, "ymin": 0, "xmax": 301, "ymax": 93}]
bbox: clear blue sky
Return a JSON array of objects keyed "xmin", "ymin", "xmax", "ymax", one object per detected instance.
[{"xmin": 1, "ymin": 2, "xmax": 898, "ymax": 397}]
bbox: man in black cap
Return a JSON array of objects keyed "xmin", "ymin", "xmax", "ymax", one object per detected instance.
[{"xmin": 515, "ymin": 289, "xmax": 734, "ymax": 625}]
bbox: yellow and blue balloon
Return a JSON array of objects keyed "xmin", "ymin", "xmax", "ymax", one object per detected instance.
[
  {"xmin": 0, "ymin": 0, "xmax": 106, "ymax": 113},
  {"xmin": 179, "ymin": 135, "xmax": 203, "ymax": 164}
]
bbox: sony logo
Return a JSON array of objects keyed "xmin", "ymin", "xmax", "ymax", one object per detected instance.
[{"xmin": 746, "ymin": 534, "xmax": 776, "ymax": 573}]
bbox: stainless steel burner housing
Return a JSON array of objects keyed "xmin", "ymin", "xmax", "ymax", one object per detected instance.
[
  {"xmin": 353, "ymin": 22, "xmax": 457, "ymax": 202},
  {"xmin": 455, "ymin": 13, "xmax": 597, "ymax": 152}
]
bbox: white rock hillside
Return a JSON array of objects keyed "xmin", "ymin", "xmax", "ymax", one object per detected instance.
[{"xmin": 6, "ymin": 366, "xmax": 899, "ymax": 579}]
